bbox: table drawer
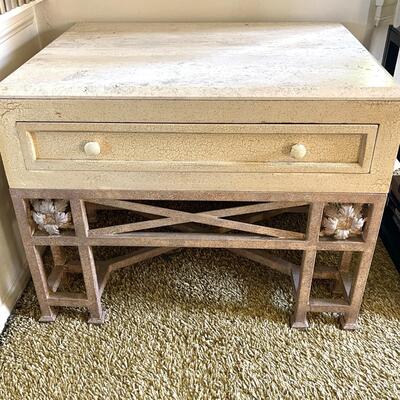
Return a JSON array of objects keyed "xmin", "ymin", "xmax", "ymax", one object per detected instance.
[{"xmin": 18, "ymin": 122, "xmax": 377, "ymax": 174}]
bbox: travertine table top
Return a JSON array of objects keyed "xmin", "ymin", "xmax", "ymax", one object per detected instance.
[{"xmin": 0, "ymin": 22, "xmax": 399, "ymax": 100}]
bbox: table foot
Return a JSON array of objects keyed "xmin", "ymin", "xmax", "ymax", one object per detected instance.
[
  {"xmin": 39, "ymin": 310, "xmax": 58, "ymax": 323},
  {"xmin": 289, "ymin": 314, "xmax": 309, "ymax": 329},
  {"xmin": 88, "ymin": 310, "xmax": 106, "ymax": 324},
  {"xmin": 339, "ymin": 315, "xmax": 359, "ymax": 331}
]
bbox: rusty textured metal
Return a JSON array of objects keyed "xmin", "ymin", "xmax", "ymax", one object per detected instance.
[{"xmin": 10, "ymin": 189, "xmax": 387, "ymax": 329}]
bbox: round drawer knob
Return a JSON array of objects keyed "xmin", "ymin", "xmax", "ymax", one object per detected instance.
[
  {"xmin": 84, "ymin": 141, "xmax": 101, "ymax": 156},
  {"xmin": 290, "ymin": 143, "xmax": 307, "ymax": 160}
]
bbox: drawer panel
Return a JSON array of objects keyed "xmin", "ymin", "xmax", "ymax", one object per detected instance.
[{"xmin": 18, "ymin": 123, "xmax": 377, "ymax": 173}]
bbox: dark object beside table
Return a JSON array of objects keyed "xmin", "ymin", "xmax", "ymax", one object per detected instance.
[{"xmin": 381, "ymin": 24, "xmax": 400, "ymax": 273}]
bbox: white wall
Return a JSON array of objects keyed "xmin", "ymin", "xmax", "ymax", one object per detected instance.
[
  {"xmin": 370, "ymin": 24, "xmax": 390, "ymax": 63},
  {"xmin": 0, "ymin": 3, "xmax": 42, "ymax": 80},
  {"xmin": 35, "ymin": 0, "xmax": 375, "ymax": 46},
  {"xmin": 0, "ymin": 160, "xmax": 29, "ymax": 332},
  {"xmin": 0, "ymin": 2, "xmax": 42, "ymax": 331}
]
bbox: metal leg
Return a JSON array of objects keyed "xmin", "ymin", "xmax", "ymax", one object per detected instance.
[
  {"xmin": 290, "ymin": 202, "xmax": 324, "ymax": 329},
  {"xmin": 78, "ymin": 245, "xmax": 104, "ymax": 323},
  {"xmin": 290, "ymin": 249, "xmax": 318, "ymax": 328},
  {"xmin": 332, "ymin": 251, "xmax": 352, "ymax": 295},
  {"xmin": 340, "ymin": 199, "xmax": 386, "ymax": 330},
  {"xmin": 27, "ymin": 245, "xmax": 58, "ymax": 322},
  {"xmin": 70, "ymin": 199, "xmax": 104, "ymax": 323},
  {"xmin": 10, "ymin": 196, "xmax": 57, "ymax": 322}
]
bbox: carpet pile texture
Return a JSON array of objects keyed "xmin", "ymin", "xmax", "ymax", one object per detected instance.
[{"xmin": 0, "ymin": 241, "xmax": 400, "ymax": 399}]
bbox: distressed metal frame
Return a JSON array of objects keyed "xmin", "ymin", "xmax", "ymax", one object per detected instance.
[{"xmin": 10, "ymin": 189, "xmax": 387, "ymax": 329}]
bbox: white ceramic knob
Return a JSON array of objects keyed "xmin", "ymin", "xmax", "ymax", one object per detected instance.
[
  {"xmin": 290, "ymin": 143, "xmax": 307, "ymax": 160},
  {"xmin": 84, "ymin": 141, "xmax": 101, "ymax": 156}
]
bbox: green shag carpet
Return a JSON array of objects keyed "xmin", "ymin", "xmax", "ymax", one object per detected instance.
[{"xmin": 0, "ymin": 241, "xmax": 400, "ymax": 399}]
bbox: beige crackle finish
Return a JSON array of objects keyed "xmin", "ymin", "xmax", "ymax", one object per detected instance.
[
  {"xmin": 0, "ymin": 100, "xmax": 399, "ymax": 193},
  {"xmin": 0, "ymin": 23, "xmax": 399, "ymax": 328}
]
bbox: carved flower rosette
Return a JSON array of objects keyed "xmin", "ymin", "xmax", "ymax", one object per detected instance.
[
  {"xmin": 31, "ymin": 199, "xmax": 73, "ymax": 235},
  {"xmin": 320, "ymin": 203, "xmax": 366, "ymax": 240}
]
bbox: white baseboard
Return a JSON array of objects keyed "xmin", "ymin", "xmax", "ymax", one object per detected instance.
[{"xmin": 0, "ymin": 267, "xmax": 30, "ymax": 334}]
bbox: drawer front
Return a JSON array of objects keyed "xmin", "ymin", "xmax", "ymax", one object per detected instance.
[{"xmin": 18, "ymin": 122, "xmax": 377, "ymax": 173}]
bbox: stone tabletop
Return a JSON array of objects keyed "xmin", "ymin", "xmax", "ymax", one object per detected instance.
[{"xmin": 0, "ymin": 22, "xmax": 399, "ymax": 100}]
